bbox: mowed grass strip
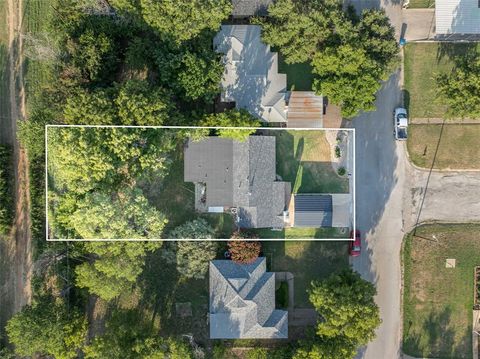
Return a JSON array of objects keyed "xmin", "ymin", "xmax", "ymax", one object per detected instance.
[
  {"xmin": 403, "ymin": 224, "xmax": 480, "ymax": 359},
  {"xmin": 407, "ymin": 0, "xmax": 435, "ymax": 8},
  {"xmin": 407, "ymin": 124, "xmax": 480, "ymax": 169},
  {"xmin": 263, "ymin": 240, "xmax": 348, "ymax": 307},
  {"xmin": 404, "ymin": 43, "xmax": 480, "ymax": 118}
]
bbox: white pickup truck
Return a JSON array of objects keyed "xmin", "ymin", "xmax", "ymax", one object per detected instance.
[{"xmin": 394, "ymin": 107, "xmax": 408, "ymax": 141}]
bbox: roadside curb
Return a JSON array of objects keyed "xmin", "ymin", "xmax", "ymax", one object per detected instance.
[{"xmin": 411, "ymin": 118, "xmax": 480, "ymax": 125}]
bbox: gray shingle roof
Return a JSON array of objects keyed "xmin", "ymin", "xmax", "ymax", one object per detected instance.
[
  {"xmin": 294, "ymin": 194, "xmax": 333, "ymax": 227},
  {"xmin": 209, "ymin": 258, "xmax": 288, "ymax": 339},
  {"xmin": 231, "ymin": 0, "xmax": 273, "ymax": 17},
  {"xmin": 184, "ymin": 136, "xmax": 289, "ymax": 228}
]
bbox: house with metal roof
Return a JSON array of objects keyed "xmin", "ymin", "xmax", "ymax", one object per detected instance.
[
  {"xmin": 436, "ymin": 0, "xmax": 480, "ymax": 35},
  {"xmin": 209, "ymin": 257, "xmax": 288, "ymax": 339},
  {"xmin": 293, "ymin": 194, "xmax": 351, "ymax": 228},
  {"xmin": 184, "ymin": 136, "xmax": 291, "ymax": 229}
]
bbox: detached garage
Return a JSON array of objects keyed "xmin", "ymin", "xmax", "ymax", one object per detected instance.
[{"xmin": 293, "ymin": 194, "xmax": 351, "ymax": 228}]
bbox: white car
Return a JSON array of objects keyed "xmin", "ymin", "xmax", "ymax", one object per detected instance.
[{"xmin": 394, "ymin": 107, "xmax": 408, "ymax": 141}]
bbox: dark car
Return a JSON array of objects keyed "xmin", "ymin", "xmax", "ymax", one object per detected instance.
[{"xmin": 349, "ymin": 230, "xmax": 361, "ymax": 257}]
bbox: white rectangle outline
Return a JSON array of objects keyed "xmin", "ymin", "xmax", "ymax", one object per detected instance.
[{"xmin": 45, "ymin": 125, "xmax": 355, "ymax": 242}]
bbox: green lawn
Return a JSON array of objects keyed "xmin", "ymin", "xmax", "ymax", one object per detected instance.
[
  {"xmin": 278, "ymin": 53, "xmax": 314, "ymax": 91},
  {"xmin": 407, "ymin": 124, "xmax": 480, "ymax": 169},
  {"xmin": 263, "ymin": 241, "xmax": 349, "ymax": 307},
  {"xmin": 403, "ymin": 224, "xmax": 480, "ymax": 358},
  {"xmin": 270, "ymin": 130, "xmax": 349, "ymax": 194},
  {"xmin": 254, "ymin": 227, "xmax": 350, "ymax": 239},
  {"xmin": 407, "ymin": 0, "xmax": 435, "ymax": 8},
  {"xmin": 404, "ymin": 43, "xmax": 480, "ymax": 118},
  {"xmin": 0, "ymin": 0, "xmax": 9, "ymax": 146}
]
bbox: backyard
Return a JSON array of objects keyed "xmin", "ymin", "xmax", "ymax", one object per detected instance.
[
  {"xmin": 403, "ymin": 224, "xmax": 480, "ymax": 358},
  {"xmin": 407, "ymin": 0, "xmax": 434, "ymax": 8},
  {"xmin": 278, "ymin": 53, "xmax": 313, "ymax": 91},
  {"xmin": 404, "ymin": 42, "xmax": 480, "ymax": 119},
  {"xmin": 270, "ymin": 130, "xmax": 349, "ymax": 194},
  {"xmin": 407, "ymin": 124, "xmax": 480, "ymax": 170},
  {"xmin": 263, "ymin": 240, "xmax": 349, "ymax": 307}
]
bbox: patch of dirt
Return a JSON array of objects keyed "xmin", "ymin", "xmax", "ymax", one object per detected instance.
[{"xmin": 0, "ymin": 0, "xmax": 32, "ymax": 341}]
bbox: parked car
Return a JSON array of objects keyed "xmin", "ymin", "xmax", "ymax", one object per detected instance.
[
  {"xmin": 394, "ymin": 107, "xmax": 408, "ymax": 141},
  {"xmin": 349, "ymin": 230, "xmax": 361, "ymax": 257}
]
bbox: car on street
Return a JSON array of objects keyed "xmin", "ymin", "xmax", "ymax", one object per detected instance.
[
  {"xmin": 349, "ymin": 230, "xmax": 361, "ymax": 257},
  {"xmin": 394, "ymin": 107, "xmax": 408, "ymax": 141}
]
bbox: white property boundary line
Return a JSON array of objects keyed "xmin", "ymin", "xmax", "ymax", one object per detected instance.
[{"xmin": 45, "ymin": 125, "xmax": 356, "ymax": 242}]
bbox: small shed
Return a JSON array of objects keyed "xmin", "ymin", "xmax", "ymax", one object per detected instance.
[{"xmin": 294, "ymin": 195, "xmax": 332, "ymax": 227}]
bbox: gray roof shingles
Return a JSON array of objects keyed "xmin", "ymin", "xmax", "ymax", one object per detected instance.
[{"xmin": 209, "ymin": 258, "xmax": 288, "ymax": 339}]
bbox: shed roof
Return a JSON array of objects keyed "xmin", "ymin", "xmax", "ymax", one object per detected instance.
[{"xmin": 294, "ymin": 194, "xmax": 333, "ymax": 227}]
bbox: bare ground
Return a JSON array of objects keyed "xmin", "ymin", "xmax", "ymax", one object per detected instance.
[{"xmin": 0, "ymin": 0, "xmax": 32, "ymax": 344}]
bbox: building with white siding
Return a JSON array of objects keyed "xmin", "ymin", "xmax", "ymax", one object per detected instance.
[{"xmin": 436, "ymin": 0, "xmax": 480, "ymax": 35}]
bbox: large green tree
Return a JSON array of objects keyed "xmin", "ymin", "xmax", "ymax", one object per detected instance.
[
  {"xmin": 6, "ymin": 296, "xmax": 87, "ymax": 359},
  {"xmin": 309, "ymin": 269, "xmax": 381, "ymax": 349},
  {"xmin": 140, "ymin": 0, "xmax": 232, "ymax": 42},
  {"xmin": 75, "ymin": 241, "xmax": 161, "ymax": 301},
  {"xmin": 201, "ymin": 109, "xmax": 261, "ymax": 141},
  {"xmin": 437, "ymin": 54, "xmax": 480, "ymax": 119},
  {"xmin": 84, "ymin": 309, "xmax": 193, "ymax": 358}
]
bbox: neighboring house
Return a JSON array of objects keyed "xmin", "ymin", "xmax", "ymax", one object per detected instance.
[
  {"xmin": 209, "ymin": 257, "xmax": 288, "ymax": 339},
  {"xmin": 213, "ymin": 25, "xmax": 326, "ymax": 127},
  {"xmin": 436, "ymin": 0, "xmax": 480, "ymax": 35},
  {"xmin": 213, "ymin": 25, "xmax": 288, "ymax": 123},
  {"xmin": 231, "ymin": 0, "xmax": 273, "ymax": 18},
  {"xmin": 184, "ymin": 136, "xmax": 291, "ymax": 228}
]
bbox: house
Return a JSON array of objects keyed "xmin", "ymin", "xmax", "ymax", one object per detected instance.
[
  {"xmin": 436, "ymin": 0, "xmax": 480, "ymax": 35},
  {"xmin": 213, "ymin": 25, "xmax": 288, "ymax": 123},
  {"xmin": 184, "ymin": 136, "xmax": 291, "ymax": 228},
  {"xmin": 213, "ymin": 25, "xmax": 327, "ymax": 127},
  {"xmin": 231, "ymin": 0, "xmax": 273, "ymax": 18},
  {"xmin": 209, "ymin": 257, "xmax": 288, "ymax": 339}
]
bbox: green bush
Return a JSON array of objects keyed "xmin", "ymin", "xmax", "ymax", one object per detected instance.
[
  {"xmin": 337, "ymin": 167, "xmax": 346, "ymax": 176},
  {"xmin": 276, "ymin": 281, "xmax": 289, "ymax": 309},
  {"xmin": 335, "ymin": 145, "xmax": 341, "ymax": 158},
  {"xmin": 0, "ymin": 145, "xmax": 14, "ymax": 235}
]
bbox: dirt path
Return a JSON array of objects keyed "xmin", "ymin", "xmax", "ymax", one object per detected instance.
[{"xmin": 0, "ymin": 0, "xmax": 32, "ymax": 341}]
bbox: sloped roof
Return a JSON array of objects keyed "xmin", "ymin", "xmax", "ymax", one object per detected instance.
[
  {"xmin": 231, "ymin": 0, "xmax": 273, "ymax": 17},
  {"xmin": 436, "ymin": 0, "xmax": 480, "ymax": 34},
  {"xmin": 184, "ymin": 136, "xmax": 289, "ymax": 228},
  {"xmin": 213, "ymin": 25, "xmax": 287, "ymax": 123},
  {"xmin": 294, "ymin": 194, "xmax": 333, "ymax": 227},
  {"xmin": 209, "ymin": 258, "xmax": 288, "ymax": 339}
]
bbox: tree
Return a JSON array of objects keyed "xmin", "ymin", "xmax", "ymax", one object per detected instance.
[
  {"xmin": 6, "ymin": 296, "xmax": 87, "ymax": 359},
  {"xmin": 63, "ymin": 87, "xmax": 118, "ymax": 125},
  {"xmin": 293, "ymin": 338, "xmax": 356, "ymax": 359},
  {"xmin": 256, "ymin": 0, "xmax": 346, "ymax": 64},
  {"xmin": 228, "ymin": 234, "xmax": 261, "ymax": 264},
  {"xmin": 84, "ymin": 309, "xmax": 193, "ymax": 358},
  {"xmin": 167, "ymin": 219, "xmax": 218, "ymax": 279},
  {"xmin": 308, "ymin": 269, "xmax": 381, "ymax": 348},
  {"xmin": 69, "ymin": 188, "xmax": 167, "ymax": 239},
  {"xmin": 75, "ymin": 241, "xmax": 161, "ymax": 301},
  {"xmin": 140, "ymin": 0, "xmax": 232, "ymax": 42},
  {"xmin": 436, "ymin": 54, "xmax": 480, "ymax": 119},
  {"xmin": 311, "ymin": 44, "xmax": 381, "ymax": 118},
  {"xmin": 201, "ymin": 109, "xmax": 261, "ymax": 141}
]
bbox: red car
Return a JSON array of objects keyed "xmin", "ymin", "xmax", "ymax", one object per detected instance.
[{"xmin": 349, "ymin": 230, "xmax": 361, "ymax": 257}]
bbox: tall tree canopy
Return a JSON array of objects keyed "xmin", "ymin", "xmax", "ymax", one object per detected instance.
[
  {"xmin": 75, "ymin": 241, "xmax": 161, "ymax": 301},
  {"xmin": 437, "ymin": 54, "xmax": 480, "ymax": 119},
  {"xmin": 140, "ymin": 0, "xmax": 232, "ymax": 42},
  {"xmin": 6, "ymin": 296, "xmax": 87, "ymax": 359},
  {"xmin": 201, "ymin": 109, "xmax": 261, "ymax": 141}
]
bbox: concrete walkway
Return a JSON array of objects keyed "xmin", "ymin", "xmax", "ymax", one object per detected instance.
[{"xmin": 402, "ymin": 9, "xmax": 435, "ymax": 41}]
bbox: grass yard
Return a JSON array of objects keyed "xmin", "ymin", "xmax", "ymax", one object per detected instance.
[
  {"xmin": 278, "ymin": 53, "xmax": 314, "ymax": 91},
  {"xmin": 254, "ymin": 227, "xmax": 350, "ymax": 239},
  {"xmin": 403, "ymin": 224, "xmax": 480, "ymax": 358},
  {"xmin": 404, "ymin": 43, "xmax": 480, "ymax": 118},
  {"xmin": 271, "ymin": 130, "xmax": 349, "ymax": 194},
  {"xmin": 407, "ymin": 124, "xmax": 480, "ymax": 169},
  {"xmin": 407, "ymin": 0, "xmax": 435, "ymax": 8},
  {"xmin": 0, "ymin": 0, "xmax": 9, "ymax": 146},
  {"xmin": 263, "ymin": 240, "xmax": 349, "ymax": 307}
]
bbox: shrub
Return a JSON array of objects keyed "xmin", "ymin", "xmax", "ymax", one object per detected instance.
[
  {"xmin": 337, "ymin": 167, "xmax": 346, "ymax": 176},
  {"xmin": 335, "ymin": 145, "xmax": 341, "ymax": 158},
  {"xmin": 0, "ymin": 145, "xmax": 14, "ymax": 235},
  {"xmin": 228, "ymin": 237, "xmax": 261, "ymax": 264}
]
